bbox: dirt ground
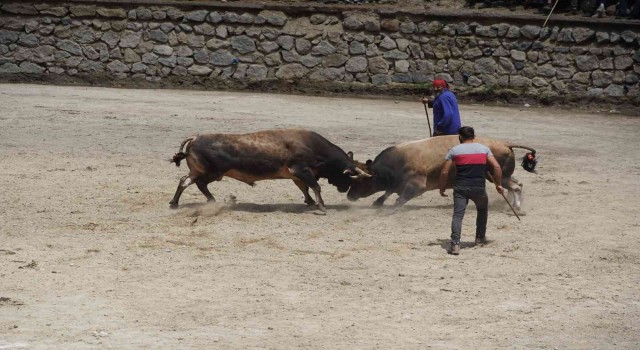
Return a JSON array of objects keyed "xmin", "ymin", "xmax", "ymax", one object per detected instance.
[{"xmin": 0, "ymin": 83, "xmax": 639, "ymax": 349}]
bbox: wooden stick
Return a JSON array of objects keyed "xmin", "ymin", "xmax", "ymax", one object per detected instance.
[
  {"xmin": 422, "ymin": 97, "xmax": 432, "ymax": 137},
  {"xmin": 487, "ymin": 173, "xmax": 521, "ymax": 221},
  {"xmin": 543, "ymin": 0, "xmax": 560, "ymax": 28}
]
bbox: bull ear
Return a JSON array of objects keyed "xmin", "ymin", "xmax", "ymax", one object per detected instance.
[
  {"xmin": 347, "ymin": 151, "xmax": 354, "ymax": 160},
  {"xmin": 366, "ymin": 159, "xmax": 372, "ymax": 165}
]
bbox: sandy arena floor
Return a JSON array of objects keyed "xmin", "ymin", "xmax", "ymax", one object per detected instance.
[{"xmin": 0, "ymin": 84, "xmax": 639, "ymax": 349}]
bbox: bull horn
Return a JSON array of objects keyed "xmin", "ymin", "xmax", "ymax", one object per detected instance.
[
  {"xmin": 345, "ymin": 168, "xmax": 372, "ymax": 179},
  {"xmin": 356, "ymin": 167, "xmax": 372, "ymax": 178},
  {"xmin": 344, "ymin": 169, "xmax": 361, "ymax": 179}
]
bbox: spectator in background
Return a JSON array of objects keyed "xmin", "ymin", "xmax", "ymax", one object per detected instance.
[
  {"xmin": 567, "ymin": 0, "xmax": 584, "ymax": 14},
  {"xmin": 583, "ymin": 0, "xmax": 607, "ymax": 17},
  {"xmin": 421, "ymin": 80, "xmax": 462, "ymax": 137},
  {"xmin": 617, "ymin": 0, "xmax": 640, "ymax": 18},
  {"xmin": 465, "ymin": 0, "xmax": 493, "ymax": 9}
]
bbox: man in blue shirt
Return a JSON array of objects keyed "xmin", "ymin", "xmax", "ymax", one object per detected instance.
[{"xmin": 421, "ymin": 80, "xmax": 462, "ymax": 136}]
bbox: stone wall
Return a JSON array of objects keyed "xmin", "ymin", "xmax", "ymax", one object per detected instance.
[{"xmin": 1, "ymin": 0, "xmax": 639, "ymax": 105}]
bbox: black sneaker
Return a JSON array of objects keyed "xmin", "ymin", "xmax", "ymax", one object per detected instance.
[{"xmin": 475, "ymin": 237, "xmax": 488, "ymax": 246}]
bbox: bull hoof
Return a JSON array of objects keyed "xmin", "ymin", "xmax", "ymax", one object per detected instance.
[
  {"xmin": 317, "ymin": 204, "xmax": 327, "ymax": 213},
  {"xmin": 372, "ymin": 200, "xmax": 385, "ymax": 207},
  {"xmin": 169, "ymin": 203, "xmax": 179, "ymax": 209},
  {"xmin": 304, "ymin": 199, "xmax": 317, "ymax": 206}
]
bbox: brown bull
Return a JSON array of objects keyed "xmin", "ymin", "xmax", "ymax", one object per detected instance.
[
  {"xmin": 169, "ymin": 129, "xmax": 369, "ymax": 211},
  {"xmin": 347, "ymin": 135, "xmax": 536, "ymax": 211}
]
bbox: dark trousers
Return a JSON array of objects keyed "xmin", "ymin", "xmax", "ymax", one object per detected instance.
[
  {"xmin": 619, "ymin": 0, "xmax": 640, "ymax": 17},
  {"xmin": 451, "ymin": 187, "xmax": 488, "ymax": 244}
]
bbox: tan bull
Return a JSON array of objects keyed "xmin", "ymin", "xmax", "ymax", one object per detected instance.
[{"xmin": 347, "ymin": 135, "xmax": 537, "ymax": 212}]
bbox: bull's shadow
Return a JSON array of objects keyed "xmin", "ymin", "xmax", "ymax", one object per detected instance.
[
  {"xmin": 232, "ymin": 202, "xmax": 349, "ymax": 214},
  {"xmin": 366, "ymin": 203, "xmax": 454, "ymax": 213},
  {"xmin": 177, "ymin": 201, "xmax": 349, "ymax": 214}
]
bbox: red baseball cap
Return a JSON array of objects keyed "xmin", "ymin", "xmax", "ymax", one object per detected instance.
[{"xmin": 433, "ymin": 79, "xmax": 448, "ymax": 89}]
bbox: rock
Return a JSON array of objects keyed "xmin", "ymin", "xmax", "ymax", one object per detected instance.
[
  {"xmin": 394, "ymin": 59, "xmax": 409, "ymax": 73},
  {"xmin": 246, "ymin": 64, "xmax": 268, "ymax": 80},
  {"xmin": 119, "ymin": 31, "xmax": 142, "ymax": 48},
  {"xmin": 614, "ymin": 56, "xmax": 634, "ymax": 70},
  {"xmin": 148, "ymin": 29, "xmax": 168, "ymax": 44},
  {"xmin": 185, "ymin": 10, "xmax": 209, "ymax": 22},
  {"xmin": 474, "ymin": 57, "xmax": 498, "ymax": 74},
  {"xmin": 380, "ymin": 36, "xmax": 396, "ymax": 50},
  {"xmin": 230, "ymin": 35, "xmax": 256, "ymax": 54},
  {"xmin": 167, "ymin": 9, "xmax": 184, "ymax": 21},
  {"xmin": 575, "ymin": 55, "xmax": 599, "ymax": 71},
  {"xmin": 345, "ymin": 56, "xmax": 367, "ymax": 73},
  {"xmin": 381, "ymin": 19, "xmax": 400, "ymax": 32},
  {"xmin": 40, "ymin": 7, "xmax": 68, "ymax": 17},
  {"xmin": 311, "ymin": 41, "xmax": 335, "ymax": 56},
  {"xmin": 17, "ymin": 34, "xmax": 39, "ymax": 47},
  {"xmin": 510, "ymin": 75, "xmax": 532, "ymax": 87},
  {"xmin": 399, "ymin": 21, "xmax": 416, "ymax": 34},
  {"xmin": 343, "ymin": 16, "xmax": 363, "ymax": 31},
  {"xmin": 275, "ymin": 63, "xmax": 308, "ymax": 79},
  {"xmin": 106, "ymin": 60, "xmax": 129, "ymax": 73},
  {"xmin": 309, "ymin": 67, "xmax": 344, "ymax": 82},
  {"xmin": 276, "ymin": 35, "xmax": 294, "ymax": 51},
  {"xmin": 572, "ymin": 28, "xmax": 595, "ymax": 43},
  {"xmin": 153, "ymin": 45, "xmax": 173, "ymax": 56},
  {"xmin": 177, "ymin": 57, "xmax": 193, "ymax": 67},
  {"xmin": 2, "ymin": 3, "xmax": 38, "ymax": 15},
  {"xmin": 383, "ymin": 50, "xmax": 409, "ymax": 60},
  {"xmin": 209, "ymin": 50, "xmax": 236, "ymax": 66},
  {"xmin": 0, "ymin": 62, "xmax": 20, "ymax": 73},
  {"xmin": 520, "ymin": 25, "xmax": 541, "ymax": 39},
  {"xmin": 0, "ymin": 30, "xmax": 19, "ymax": 44},
  {"xmin": 188, "ymin": 65, "xmax": 212, "ymax": 76},
  {"xmin": 604, "ymin": 84, "xmax": 624, "ymax": 97},
  {"xmin": 97, "ymin": 8, "xmax": 127, "ymax": 18},
  {"xmin": 322, "ymin": 53, "xmax": 348, "ymax": 68},
  {"xmin": 368, "ymin": 56, "xmax": 389, "ymax": 74},
  {"xmin": 142, "ymin": 52, "xmax": 158, "ymax": 64},
  {"xmin": 476, "ymin": 25, "xmax": 498, "ymax": 38},
  {"xmin": 256, "ymin": 10, "xmax": 287, "ymax": 26},
  {"xmin": 56, "ymin": 40, "xmax": 83, "ymax": 55}
]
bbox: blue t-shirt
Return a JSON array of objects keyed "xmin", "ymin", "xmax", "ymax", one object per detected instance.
[
  {"xmin": 433, "ymin": 90, "xmax": 462, "ymax": 135},
  {"xmin": 445, "ymin": 143, "xmax": 492, "ymax": 188}
]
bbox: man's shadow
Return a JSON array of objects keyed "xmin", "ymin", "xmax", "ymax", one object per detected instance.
[{"xmin": 428, "ymin": 238, "xmax": 491, "ymax": 253}]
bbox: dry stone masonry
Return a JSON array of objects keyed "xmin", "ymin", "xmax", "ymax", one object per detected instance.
[{"xmin": 1, "ymin": 1, "xmax": 639, "ymax": 104}]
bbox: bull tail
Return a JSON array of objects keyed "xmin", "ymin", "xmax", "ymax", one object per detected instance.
[
  {"xmin": 508, "ymin": 145, "xmax": 536, "ymax": 155},
  {"xmin": 508, "ymin": 144, "xmax": 538, "ymax": 173},
  {"xmin": 170, "ymin": 136, "xmax": 197, "ymax": 167}
]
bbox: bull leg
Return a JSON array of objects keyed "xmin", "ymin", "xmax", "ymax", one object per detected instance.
[
  {"xmin": 372, "ymin": 191, "xmax": 393, "ymax": 207},
  {"xmin": 169, "ymin": 175, "xmax": 196, "ymax": 209},
  {"xmin": 290, "ymin": 165, "xmax": 326, "ymax": 212},
  {"xmin": 293, "ymin": 179, "xmax": 316, "ymax": 206},
  {"xmin": 391, "ymin": 177, "xmax": 427, "ymax": 210},
  {"xmin": 504, "ymin": 177, "xmax": 524, "ymax": 212},
  {"xmin": 195, "ymin": 178, "xmax": 215, "ymax": 203}
]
